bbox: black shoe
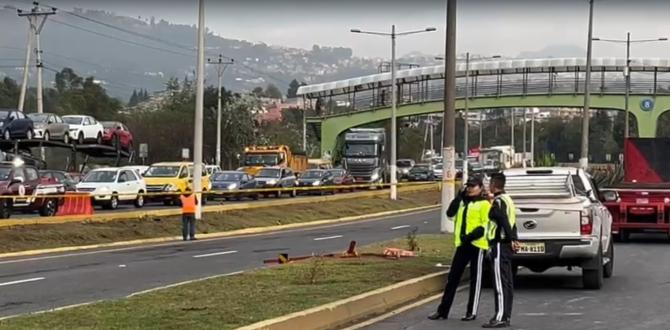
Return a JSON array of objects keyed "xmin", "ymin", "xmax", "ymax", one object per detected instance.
[
  {"xmin": 482, "ymin": 320, "xmax": 510, "ymax": 328},
  {"xmin": 189, "ymin": 237, "xmax": 197, "ymax": 241},
  {"xmin": 183, "ymin": 237, "xmax": 188, "ymax": 241},
  {"xmin": 427, "ymin": 312, "xmax": 447, "ymax": 320},
  {"xmin": 461, "ymin": 315, "xmax": 477, "ymax": 321}
]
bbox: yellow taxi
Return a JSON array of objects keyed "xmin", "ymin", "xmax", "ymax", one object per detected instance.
[{"xmin": 142, "ymin": 162, "xmax": 211, "ymax": 205}]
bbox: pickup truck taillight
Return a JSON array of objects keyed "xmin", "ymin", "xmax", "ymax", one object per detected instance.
[{"xmin": 580, "ymin": 211, "xmax": 593, "ymax": 235}]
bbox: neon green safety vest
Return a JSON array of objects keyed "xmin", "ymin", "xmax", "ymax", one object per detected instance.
[
  {"xmin": 454, "ymin": 199, "xmax": 491, "ymax": 251},
  {"xmin": 487, "ymin": 194, "xmax": 516, "ymax": 241}
]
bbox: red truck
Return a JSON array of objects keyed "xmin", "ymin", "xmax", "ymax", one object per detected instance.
[{"xmin": 601, "ymin": 138, "xmax": 670, "ymax": 241}]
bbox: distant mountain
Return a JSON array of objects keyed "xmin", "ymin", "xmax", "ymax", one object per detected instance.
[
  {"xmin": 517, "ymin": 44, "xmax": 586, "ymax": 59},
  {"xmin": 0, "ymin": 6, "xmax": 381, "ymax": 99}
]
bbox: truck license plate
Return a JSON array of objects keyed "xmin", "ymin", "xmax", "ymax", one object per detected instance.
[
  {"xmin": 636, "ymin": 198, "xmax": 649, "ymax": 204},
  {"xmin": 517, "ymin": 242, "xmax": 545, "ymax": 254}
]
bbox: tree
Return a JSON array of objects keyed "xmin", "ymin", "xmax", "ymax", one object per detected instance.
[
  {"xmin": 55, "ymin": 68, "xmax": 83, "ymax": 93},
  {"xmin": 286, "ymin": 79, "xmax": 303, "ymax": 99},
  {"xmin": 264, "ymin": 84, "xmax": 282, "ymax": 99},
  {"xmin": 128, "ymin": 90, "xmax": 139, "ymax": 106},
  {"xmin": 251, "ymin": 87, "xmax": 264, "ymax": 98}
]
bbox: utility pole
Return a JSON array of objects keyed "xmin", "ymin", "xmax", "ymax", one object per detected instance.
[
  {"xmin": 441, "ymin": 0, "xmax": 457, "ymax": 233},
  {"xmin": 17, "ymin": 2, "xmax": 56, "ymax": 112},
  {"xmin": 207, "ymin": 54, "xmax": 234, "ymax": 169},
  {"xmin": 462, "ymin": 52, "xmax": 470, "ymax": 182},
  {"xmin": 530, "ymin": 108, "xmax": 535, "ymax": 167},
  {"xmin": 522, "ymin": 108, "xmax": 527, "ymax": 167},
  {"xmin": 193, "ymin": 0, "xmax": 205, "ymax": 220},
  {"xmin": 580, "ymin": 0, "xmax": 594, "ymax": 170}
]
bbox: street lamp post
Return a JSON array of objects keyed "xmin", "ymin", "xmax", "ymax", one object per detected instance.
[
  {"xmin": 593, "ymin": 33, "xmax": 667, "ymax": 141},
  {"xmin": 580, "ymin": 0, "xmax": 596, "ymax": 170},
  {"xmin": 351, "ymin": 25, "xmax": 436, "ymax": 201},
  {"xmin": 193, "ymin": 0, "xmax": 205, "ymax": 220}
]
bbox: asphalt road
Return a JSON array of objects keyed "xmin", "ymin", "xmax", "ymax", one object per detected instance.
[
  {"xmin": 0, "ymin": 208, "xmax": 441, "ymax": 318},
  {"xmin": 361, "ymin": 233, "xmax": 670, "ymax": 330}
]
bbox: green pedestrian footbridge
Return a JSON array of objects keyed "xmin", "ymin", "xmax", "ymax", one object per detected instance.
[{"xmin": 297, "ymin": 57, "xmax": 670, "ymax": 157}]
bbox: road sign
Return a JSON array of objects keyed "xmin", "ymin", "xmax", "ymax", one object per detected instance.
[
  {"xmin": 640, "ymin": 99, "xmax": 654, "ymax": 112},
  {"xmin": 139, "ymin": 143, "xmax": 148, "ymax": 158},
  {"xmin": 181, "ymin": 148, "xmax": 190, "ymax": 160}
]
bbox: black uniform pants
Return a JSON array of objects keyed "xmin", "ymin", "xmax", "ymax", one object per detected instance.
[
  {"xmin": 491, "ymin": 242, "xmax": 514, "ymax": 321},
  {"xmin": 436, "ymin": 244, "xmax": 485, "ymax": 317},
  {"xmin": 182, "ymin": 213, "xmax": 196, "ymax": 240}
]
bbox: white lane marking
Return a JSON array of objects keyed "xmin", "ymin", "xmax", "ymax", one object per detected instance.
[
  {"xmin": 313, "ymin": 235, "xmax": 343, "ymax": 241},
  {"xmin": 193, "ymin": 250, "xmax": 238, "ymax": 258},
  {"xmin": 390, "ymin": 225, "xmax": 411, "ymax": 230},
  {"xmin": 521, "ymin": 312, "xmax": 548, "ymax": 316},
  {"xmin": 126, "ymin": 271, "xmax": 244, "ymax": 297},
  {"xmin": 560, "ymin": 312, "xmax": 584, "ymax": 316},
  {"xmin": 566, "ymin": 296, "xmax": 592, "ymax": 304},
  {"xmin": 0, "ymin": 299, "xmax": 104, "ymax": 321},
  {"xmin": 118, "ymin": 264, "xmax": 127, "ymax": 268},
  {"xmin": 0, "ymin": 277, "xmax": 45, "ymax": 287}
]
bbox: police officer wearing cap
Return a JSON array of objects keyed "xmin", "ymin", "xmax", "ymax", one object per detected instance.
[
  {"xmin": 429, "ymin": 175, "xmax": 491, "ymax": 322},
  {"xmin": 482, "ymin": 173, "xmax": 518, "ymax": 328}
]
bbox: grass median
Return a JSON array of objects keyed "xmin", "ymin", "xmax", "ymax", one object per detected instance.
[
  {"xmin": 0, "ymin": 189, "xmax": 439, "ymax": 254},
  {"xmin": 0, "ymin": 234, "xmax": 453, "ymax": 330}
]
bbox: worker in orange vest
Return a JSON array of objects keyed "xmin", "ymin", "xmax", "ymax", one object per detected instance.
[{"xmin": 180, "ymin": 188, "xmax": 198, "ymax": 241}]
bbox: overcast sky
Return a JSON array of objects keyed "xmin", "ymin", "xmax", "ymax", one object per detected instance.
[{"xmin": 13, "ymin": 0, "xmax": 670, "ymax": 59}]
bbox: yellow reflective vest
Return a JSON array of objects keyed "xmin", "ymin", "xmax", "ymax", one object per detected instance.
[
  {"xmin": 487, "ymin": 193, "xmax": 516, "ymax": 241},
  {"xmin": 454, "ymin": 198, "xmax": 491, "ymax": 251}
]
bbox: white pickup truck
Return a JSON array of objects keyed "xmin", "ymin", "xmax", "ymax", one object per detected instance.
[{"xmin": 503, "ymin": 167, "xmax": 614, "ymax": 289}]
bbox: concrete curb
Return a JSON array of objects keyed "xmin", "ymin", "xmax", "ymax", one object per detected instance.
[
  {"xmin": 237, "ymin": 271, "xmax": 448, "ymax": 330},
  {"xmin": 0, "ymin": 205, "xmax": 440, "ymax": 259},
  {"xmin": 0, "ymin": 184, "xmax": 437, "ymax": 228}
]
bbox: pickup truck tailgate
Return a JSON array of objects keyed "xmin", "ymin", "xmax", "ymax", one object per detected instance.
[{"xmin": 514, "ymin": 199, "xmax": 584, "ymax": 240}]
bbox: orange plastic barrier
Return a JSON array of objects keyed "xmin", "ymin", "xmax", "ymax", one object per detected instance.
[{"xmin": 56, "ymin": 192, "xmax": 94, "ymax": 216}]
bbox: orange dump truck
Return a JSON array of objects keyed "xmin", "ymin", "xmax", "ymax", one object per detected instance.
[{"xmin": 240, "ymin": 145, "xmax": 307, "ymax": 176}]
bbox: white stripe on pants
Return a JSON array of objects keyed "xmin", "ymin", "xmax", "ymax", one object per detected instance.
[
  {"xmin": 472, "ymin": 249, "xmax": 484, "ymax": 315},
  {"xmin": 494, "ymin": 242, "xmax": 505, "ymax": 321}
]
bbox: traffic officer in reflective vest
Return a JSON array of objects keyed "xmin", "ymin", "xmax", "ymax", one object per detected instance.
[
  {"xmin": 180, "ymin": 188, "xmax": 198, "ymax": 241},
  {"xmin": 429, "ymin": 175, "xmax": 491, "ymax": 322},
  {"xmin": 483, "ymin": 173, "xmax": 519, "ymax": 328}
]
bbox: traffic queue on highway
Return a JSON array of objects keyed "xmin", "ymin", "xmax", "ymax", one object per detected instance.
[{"xmin": 0, "ymin": 157, "xmax": 412, "ymax": 219}]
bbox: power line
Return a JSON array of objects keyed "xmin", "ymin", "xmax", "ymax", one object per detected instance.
[{"xmin": 50, "ymin": 18, "xmax": 195, "ymax": 58}]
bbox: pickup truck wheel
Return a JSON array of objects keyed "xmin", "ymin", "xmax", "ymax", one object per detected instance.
[
  {"xmin": 276, "ymin": 190, "xmax": 282, "ymax": 198},
  {"xmin": 603, "ymin": 239, "xmax": 614, "ymax": 279},
  {"xmin": 582, "ymin": 246, "xmax": 604, "ymax": 290},
  {"xmin": 96, "ymin": 132, "xmax": 102, "ymax": 145},
  {"xmin": 134, "ymin": 192, "xmax": 145, "ymax": 208},
  {"xmin": 63, "ymin": 133, "xmax": 70, "ymax": 144},
  {"xmin": 44, "ymin": 131, "xmax": 50, "ymax": 141},
  {"xmin": 0, "ymin": 199, "xmax": 11, "ymax": 219},
  {"xmin": 290, "ymin": 189, "xmax": 297, "ymax": 198},
  {"xmin": 39, "ymin": 199, "xmax": 58, "ymax": 217},
  {"xmin": 77, "ymin": 133, "xmax": 84, "ymax": 145},
  {"xmin": 2, "ymin": 130, "xmax": 10, "ymax": 140},
  {"xmin": 26, "ymin": 129, "xmax": 33, "ymax": 140}
]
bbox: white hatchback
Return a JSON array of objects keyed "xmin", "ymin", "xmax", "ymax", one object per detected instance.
[
  {"xmin": 62, "ymin": 115, "xmax": 104, "ymax": 145},
  {"xmin": 76, "ymin": 167, "xmax": 147, "ymax": 210}
]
